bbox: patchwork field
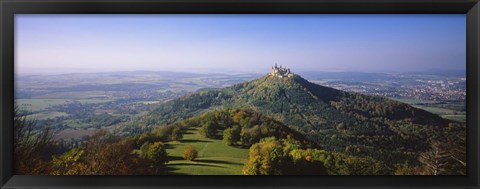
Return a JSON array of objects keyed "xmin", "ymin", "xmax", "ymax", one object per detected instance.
[
  {"xmin": 27, "ymin": 111, "xmax": 69, "ymax": 120},
  {"xmin": 413, "ymin": 105, "xmax": 466, "ymax": 122},
  {"xmin": 16, "ymin": 99, "xmax": 73, "ymax": 112},
  {"xmin": 32, "ymin": 91, "xmax": 111, "ymax": 99},
  {"xmin": 16, "ymin": 98, "xmax": 112, "ymax": 112},
  {"xmin": 392, "ymin": 98, "xmax": 466, "ymax": 123}
]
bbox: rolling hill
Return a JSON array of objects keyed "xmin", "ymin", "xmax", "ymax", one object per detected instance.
[{"xmin": 119, "ymin": 72, "xmax": 460, "ymax": 165}]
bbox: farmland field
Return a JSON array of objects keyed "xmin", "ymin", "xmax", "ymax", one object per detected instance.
[
  {"xmin": 16, "ymin": 99, "xmax": 73, "ymax": 112},
  {"xmin": 392, "ymin": 97, "xmax": 466, "ymax": 123},
  {"xmin": 27, "ymin": 111, "xmax": 69, "ymax": 120}
]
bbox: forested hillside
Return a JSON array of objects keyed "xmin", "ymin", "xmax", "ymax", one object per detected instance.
[{"xmin": 116, "ymin": 74, "xmax": 463, "ymax": 169}]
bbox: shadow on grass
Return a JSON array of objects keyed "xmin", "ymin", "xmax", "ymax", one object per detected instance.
[
  {"xmin": 195, "ymin": 159, "xmax": 244, "ymax": 166},
  {"xmin": 183, "ymin": 128, "xmax": 198, "ymax": 135},
  {"xmin": 160, "ymin": 166, "xmax": 189, "ymax": 175},
  {"xmin": 230, "ymin": 144, "xmax": 250, "ymax": 149},
  {"xmin": 168, "ymin": 156, "xmax": 185, "ymax": 161},
  {"xmin": 166, "ymin": 162, "xmax": 226, "ymax": 169},
  {"xmin": 164, "ymin": 143, "xmax": 177, "ymax": 149},
  {"xmin": 179, "ymin": 139, "xmax": 211, "ymax": 143}
]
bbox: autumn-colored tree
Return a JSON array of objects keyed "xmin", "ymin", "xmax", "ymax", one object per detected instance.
[
  {"xmin": 341, "ymin": 155, "xmax": 392, "ymax": 175},
  {"xmin": 154, "ymin": 125, "xmax": 175, "ymax": 141},
  {"xmin": 232, "ymin": 110, "xmax": 246, "ymax": 123},
  {"xmin": 213, "ymin": 110, "xmax": 233, "ymax": 129},
  {"xmin": 394, "ymin": 161, "xmax": 418, "ymax": 175},
  {"xmin": 133, "ymin": 141, "xmax": 151, "ymax": 158},
  {"xmin": 222, "ymin": 126, "xmax": 240, "ymax": 146},
  {"xmin": 51, "ymin": 148, "xmax": 85, "ymax": 175},
  {"xmin": 183, "ymin": 145, "xmax": 198, "ymax": 161},
  {"xmin": 171, "ymin": 127, "xmax": 183, "ymax": 141},
  {"xmin": 243, "ymin": 136, "xmax": 393, "ymax": 175},
  {"xmin": 418, "ymin": 123, "xmax": 466, "ymax": 176},
  {"xmin": 242, "ymin": 137, "xmax": 292, "ymax": 175},
  {"xmin": 240, "ymin": 125, "xmax": 262, "ymax": 146},
  {"xmin": 419, "ymin": 141, "xmax": 449, "ymax": 175},
  {"xmin": 402, "ymin": 123, "xmax": 466, "ymax": 175},
  {"xmin": 14, "ymin": 107, "xmax": 55, "ymax": 175},
  {"xmin": 147, "ymin": 141, "xmax": 169, "ymax": 167},
  {"xmin": 199, "ymin": 121, "xmax": 218, "ymax": 138},
  {"xmin": 289, "ymin": 148, "xmax": 328, "ymax": 175},
  {"xmin": 443, "ymin": 123, "xmax": 466, "ymax": 175},
  {"xmin": 51, "ymin": 131, "xmax": 155, "ymax": 175}
]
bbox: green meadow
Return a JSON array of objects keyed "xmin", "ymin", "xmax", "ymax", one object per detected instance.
[{"xmin": 164, "ymin": 127, "xmax": 248, "ymax": 175}]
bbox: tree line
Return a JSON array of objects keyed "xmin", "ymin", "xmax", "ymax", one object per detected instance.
[{"xmin": 14, "ymin": 106, "xmax": 466, "ymax": 175}]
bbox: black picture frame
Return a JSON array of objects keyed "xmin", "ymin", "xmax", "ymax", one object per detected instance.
[{"xmin": 1, "ymin": 0, "xmax": 479, "ymax": 188}]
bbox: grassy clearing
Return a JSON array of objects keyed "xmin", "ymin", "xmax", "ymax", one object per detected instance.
[{"xmin": 164, "ymin": 127, "xmax": 248, "ymax": 175}]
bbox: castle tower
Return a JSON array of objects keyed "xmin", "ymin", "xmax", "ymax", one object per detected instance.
[{"xmin": 270, "ymin": 63, "xmax": 294, "ymax": 78}]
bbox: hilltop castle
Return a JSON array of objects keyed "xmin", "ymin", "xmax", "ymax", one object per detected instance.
[{"xmin": 270, "ymin": 63, "xmax": 294, "ymax": 78}]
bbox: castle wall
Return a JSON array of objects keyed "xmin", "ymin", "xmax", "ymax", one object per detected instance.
[{"xmin": 270, "ymin": 65, "xmax": 294, "ymax": 78}]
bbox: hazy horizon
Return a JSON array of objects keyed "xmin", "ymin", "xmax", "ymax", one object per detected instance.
[
  {"xmin": 15, "ymin": 69, "xmax": 467, "ymax": 78},
  {"xmin": 15, "ymin": 14, "xmax": 466, "ymax": 75}
]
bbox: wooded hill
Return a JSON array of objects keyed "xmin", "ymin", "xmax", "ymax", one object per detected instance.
[{"xmin": 115, "ymin": 73, "xmax": 464, "ymax": 170}]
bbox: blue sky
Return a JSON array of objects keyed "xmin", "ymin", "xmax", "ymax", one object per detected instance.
[{"xmin": 15, "ymin": 14, "xmax": 466, "ymax": 74}]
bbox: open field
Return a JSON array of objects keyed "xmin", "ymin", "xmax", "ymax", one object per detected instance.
[
  {"xmin": 27, "ymin": 111, "xmax": 69, "ymax": 120},
  {"xmin": 414, "ymin": 106, "xmax": 456, "ymax": 115},
  {"xmin": 441, "ymin": 114, "xmax": 466, "ymax": 123},
  {"xmin": 412, "ymin": 105, "xmax": 465, "ymax": 122},
  {"xmin": 16, "ymin": 98, "xmax": 113, "ymax": 112},
  {"xmin": 77, "ymin": 99, "xmax": 113, "ymax": 104},
  {"xmin": 16, "ymin": 99, "xmax": 74, "ymax": 112},
  {"xmin": 392, "ymin": 97, "xmax": 437, "ymax": 104},
  {"xmin": 136, "ymin": 101, "xmax": 162, "ymax": 105},
  {"xmin": 164, "ymin": 127, "xmax": 248, "ymax": 175},
  {"xmin": 390, "ymin": 97, "xmax": 466, "ymax": 123},
  {"xmin": 33, "ymin": 91, "xmax": 111, "ymax": 99}
]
